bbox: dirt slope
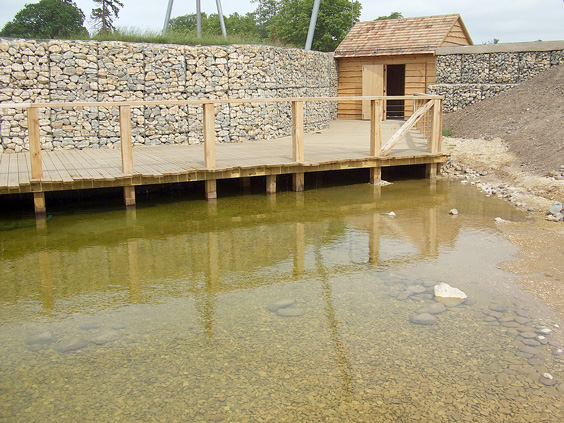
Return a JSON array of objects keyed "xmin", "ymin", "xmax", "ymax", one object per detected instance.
[{"xmin": 443, "ymin": 64, "xmax": 564, "ymax": 175}]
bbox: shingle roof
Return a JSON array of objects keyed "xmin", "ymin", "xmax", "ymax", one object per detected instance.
[{"xmin": 335, "ymin": 14, "xmax": 472, "ymax": 58}]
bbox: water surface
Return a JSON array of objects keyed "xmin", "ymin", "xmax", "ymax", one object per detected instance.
[{"xmin": 1, "ymin": 180, "xmax": 563, "ymax": 422}]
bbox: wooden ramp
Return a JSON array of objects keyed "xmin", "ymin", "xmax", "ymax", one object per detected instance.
[{"xmin": 0, "ymin": 119, "xmax": 444, "ymax": 195}]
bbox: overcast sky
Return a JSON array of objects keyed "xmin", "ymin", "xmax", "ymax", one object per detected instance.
[{"xmin": 1, "ymin": 0, "xmax": 564, "ymax": 45}]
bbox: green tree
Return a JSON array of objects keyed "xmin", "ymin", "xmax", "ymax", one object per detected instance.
[
  {"xmin": 91, "ymin": 0, "xmax": 124, "ymax": 34},
  {"xmin": 169, "ymin": 12, "xmax": 259, "ymax": 38},
  {"xmin": 251, "ymin": 0, "xmax": 279, "ymax": 39},
  {"xmin": 0, "ymin": 0, "xmax": 87, "ymax": 39},
  {"xmin": 274, "ymin": 0, "xmax": 361, "ymax": 51},
  {"xmin": 375, "ymin": 12, "xmax": 404, "ymax": 20}
]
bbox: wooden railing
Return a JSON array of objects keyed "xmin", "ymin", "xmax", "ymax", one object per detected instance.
[{"xmin": 5, "ymin": 95, "xmax": 443, "ymax": 177}]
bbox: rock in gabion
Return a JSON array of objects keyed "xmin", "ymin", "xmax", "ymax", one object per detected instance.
[
  {"xmin": 430, "ymin": 44, "xmax": 564, "ymax": 112},
  {"xmin": 0, "ymin": 39, "xmax": 338, "ymax": 152}
]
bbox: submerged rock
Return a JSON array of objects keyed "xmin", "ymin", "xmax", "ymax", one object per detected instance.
[
  {"xmin": 410, "ymin": 313, "xmax": 437, "ymax": 326},
  {"xmin": 276, "ymin": 308, "xmax": 305, "ymax": 318},
  {"xmin": 267, "ymin": 299, "xmax": 296, "ymax": 312},
  {"xmin": 92, "ymin": 330, "xmax": 121, "ymax": 345},
  {"xmin": 540, "ymin": 373, "xmax": 557, "ymax": 386},
  {"xmin": 434, "ymin": 282, "xmax": 467, "ymax": 305},
  {"xmin": 54, "ymin": 338, "xmax": 88, "ymax": 353},
  {"xmin": 26, "ymin": 331, "xmax": 56, "ymax": 345},
  {"xmin": 418, "ymin": 303, "xmax": 447, "ymax": 315}
]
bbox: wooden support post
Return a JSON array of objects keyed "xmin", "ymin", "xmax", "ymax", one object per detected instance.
[
  {"xmin": 370, "ymin": 167, "xmax": 382, "ymax": 185},
  {"xmin": 426, "ymin": 163, "xmax": 438, "ymax": 179},
  {"xmin": 27, "ymin": 107, "xmax": 43, "ymax": 180},
  {"xmin": 33, "ymin": 192, "xmax": 46, "ymax": 216},
  {"xmin": 203, "ymin": 103, "xmax": 217, "ymax": 200},
  {"xmin": 206, "ymin": 180, "xmax": 217, "ymax": 200},
  {"xmin": 123, "ymin": 186, "xmax": 136, "ymax": 207},
  {"xmin": 292, "ymin": 101, "xmax": 305, "ymax": 192},
  {"xmin": 266, "ymin": 175, "xmax": 276, "ymax": 195},
  {"xmin": 119, "ymin": 105, "xmax": 136, "ymax": 207},
  {"xmin": 293, "ymin": 172, "xmax": 305, "ymax": 192}
]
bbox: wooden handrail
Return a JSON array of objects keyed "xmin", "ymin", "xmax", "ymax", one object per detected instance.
[
  {"xmin": 1, "ymin": 95, "xmax": 443, "ymax": 110},
  {"xmin": 12, "ymin": 96, "xmax": 443, "ymax": 187}
]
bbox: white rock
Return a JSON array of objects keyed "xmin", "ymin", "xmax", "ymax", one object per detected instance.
[
  {"xmin": 387, "ymin": 212, "xmax": 396, "ymax": 217},
  {"xmin": 449, "ymin": 209, "xmax": 459, "ymax": 215},
  {"xmin": 495, "ymin": 217, "xmax": 505, "ymax": 223},
  {"xmin": 434, "ymin": 282, "xmax": 467, "ymax": 300}
]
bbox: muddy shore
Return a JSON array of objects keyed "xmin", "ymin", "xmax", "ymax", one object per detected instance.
[{"xmin": 442, "ymin": 136, "xmax": 564, "ymax": 320}]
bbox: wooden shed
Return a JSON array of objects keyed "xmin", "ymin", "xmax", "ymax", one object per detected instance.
[{"xmin": 335, "ymin": 14, "xmax": 472, "ymax": 120}]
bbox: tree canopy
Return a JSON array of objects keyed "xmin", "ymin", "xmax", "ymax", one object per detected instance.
[
  {"xmin": 169, "ymin": 12, "xmax": 260, "ymax": 39},
  {"xmin": 91, "ymin": 0, "xmax": 124, "ymax": 34},
  {"xmin": 0, "ymin": 0, "xmax": 88, "ymax": 39},
  {"xmin": 375, "ymin": 12, "xmax": 404, "ymax": 20},
  {"xmin": 274, "ymin": 0, "xmax": 362, "ymax": 51}
]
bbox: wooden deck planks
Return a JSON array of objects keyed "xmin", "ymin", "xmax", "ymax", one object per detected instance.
[{"xmin": 0, "ymin": 120, "xmax": 446, "ymax": 195}]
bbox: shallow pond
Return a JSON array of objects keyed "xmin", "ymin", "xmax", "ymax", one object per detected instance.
[{"xmin": 1, "ymin": 179, "xmax": 563, "ymax": 422}]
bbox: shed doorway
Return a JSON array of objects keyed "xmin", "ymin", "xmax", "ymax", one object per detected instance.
[{"xmin": 386, "ymin": 64, "xmax": 405, "ymax": 120}]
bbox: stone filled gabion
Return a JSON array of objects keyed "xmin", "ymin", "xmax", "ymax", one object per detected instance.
[
  {"xmin": 0, "ymin": 39, "xmax": 338, "ymax": 152},
  {"xmin": 431, "ymin": 48, "xmax": 564, "ymax": 113}
]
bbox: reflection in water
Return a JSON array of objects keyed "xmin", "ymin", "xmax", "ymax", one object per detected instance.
[
  {"xmin": 0, "ymin": 180, "xmax": 563, "ymax": 422},
  {"xmin": 315, "ymin": 245, "xmax": 354, "ymax": 399}
]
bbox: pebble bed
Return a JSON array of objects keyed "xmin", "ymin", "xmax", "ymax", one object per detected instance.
[{"xmin": 1, "ymin": 182, "xmax": 563, "ymax": 422}]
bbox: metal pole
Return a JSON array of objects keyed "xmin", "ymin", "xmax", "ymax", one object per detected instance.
[
  {"xmin": 215, "ymin": 0, "xmax": 227, "ymax": 39},
  {"xmin": 305, "ymin": 0, "xmax": 321, "ymax": 50},
  {"xmin": 163, "ymin": 0, "xmax": 174, "ymax": 33},
  {"xmin": 196, "ymin": 0, "xmax": 202, "ymax": 38}
]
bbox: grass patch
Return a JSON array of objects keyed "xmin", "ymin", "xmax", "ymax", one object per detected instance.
[
  {"xmin": 82, "ymin": 28, "xmax": 294, "ymax": 48},
  {"xmin": 442, "ymin": 128, "xmax": 453, "ymax": 137}
]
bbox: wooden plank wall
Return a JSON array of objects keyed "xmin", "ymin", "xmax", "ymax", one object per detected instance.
[
  {"xmin": 337, "ymin": 54, "xmax": 436, "ymax": 120},
  {"xmin": 442, "ymin": 21, "xmax": 472, "ymax": 46}
]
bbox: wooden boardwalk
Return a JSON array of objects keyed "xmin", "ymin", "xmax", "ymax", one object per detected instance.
[
  {"xmin": 0, "ymin": 119, "xmax": 444, "ymax": 196},
  {"xmin": 0, "ymin": 95, "xmax": 446, "ymax": 215}
]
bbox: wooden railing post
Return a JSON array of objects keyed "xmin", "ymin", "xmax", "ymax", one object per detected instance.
[
  {"xmin": 119, "ymin": 105, "xmax": 136, "ymax": 207},
  {"xmin": 370, "ymin": 99, "xmax": 382, "ymax": 184},
  {"xmin": 426, "ymin": 98, "xmax": 443, "ymax": 179},
  {"xmin": 28, "ymin": 106, "xmax": 42, "ymax": 179},
  {"xmin": 27, "ymin": 106, "xmax": 46, "ymax": 216},
  {"xmin": 292, "ymin": 100, "xmax": 305, "ymax": 192},
  {"xmin": 203, "ymin": 102, "xmax": 217, "ymax": 200},
  {"xmin": 430, "ymin": 98, "xmax": 442, "ymax": 154},
  {"xmin": 119, "ymin": 105, "xmax": 133, "ymax": 173}
]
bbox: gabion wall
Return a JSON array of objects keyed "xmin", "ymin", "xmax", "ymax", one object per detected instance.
[
  {"xmin": 429, "ymin": 48, "xmax": 564, "ymax": 112},
  {"xmin": 0, "ymin": 39, "xmax": 338, "ymax": 152}
]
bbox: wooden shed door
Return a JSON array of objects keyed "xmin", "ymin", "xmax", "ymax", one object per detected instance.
[{"xmin": 362, "ymin": 64, "xmax": 385, "ymax": 120}]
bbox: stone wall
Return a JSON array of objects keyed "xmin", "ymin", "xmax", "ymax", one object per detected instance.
[
  {"xmin": 0, "ymin": 39, "xmax": 338, "ymax": 152},
  {"xmin": 428, "ymin": 41, "xmax": 564, "ymax": 112}
]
